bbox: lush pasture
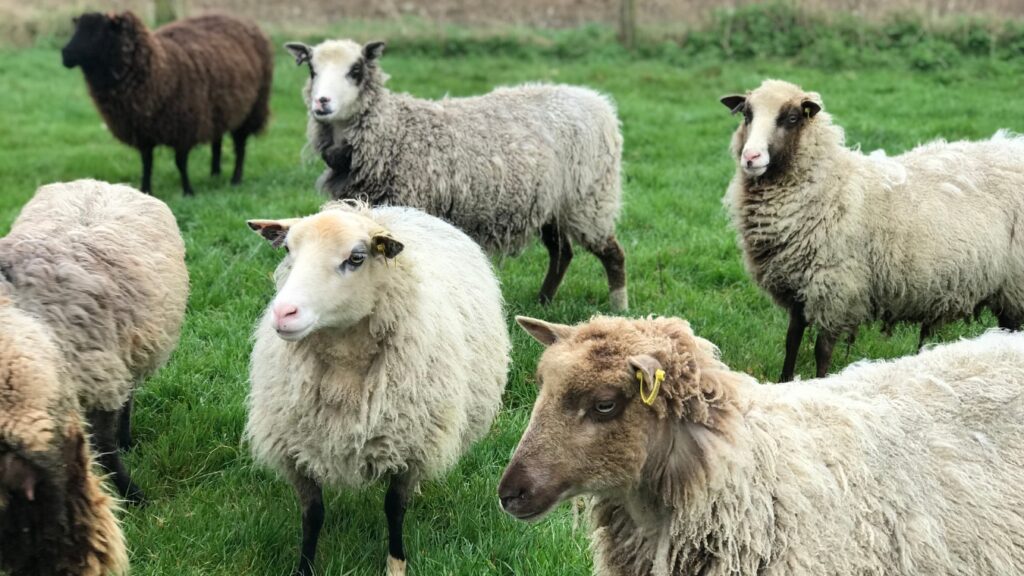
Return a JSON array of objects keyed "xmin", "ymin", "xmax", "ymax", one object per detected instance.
[{"xmin": 0, "ymin": 41, "xmax": 1020, "ymax": 575}]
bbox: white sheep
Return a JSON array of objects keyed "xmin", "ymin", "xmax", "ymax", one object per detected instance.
[
  {"xmin": 245, "ymin": 200, "xmax": 510, "ymax": 576},
  {"xmin": 501, "ymin": 315, "xmax": 1024, "ymax": 575},
  {"xmin": 719, "ymin": 79, "xmax": 1024, "ymax": 381},
  {"xmin": 0, "ymin": 179, "xmax": 189, "ymax": 505},
  {"xmin": 283, "ymin": 39, "xmax": 628, "ymax": 311}
]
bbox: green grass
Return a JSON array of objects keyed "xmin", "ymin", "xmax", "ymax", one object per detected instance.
[{"xmin": 1, "ymin": 39, "xmax": 1022, "ymax": 575}]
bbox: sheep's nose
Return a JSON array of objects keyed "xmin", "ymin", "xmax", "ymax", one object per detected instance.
[
  {"xmin": 272, "ymin": 302, "xmax": 299, "ymax": 324},
  {"xmin": 317, "ymin": 97, "xmax": 330, "ymax": 105},
  {"xmin": 743, "ymin": 151, "xmax": 762, "ymax": 165},
  {"xmin": 498, "ymin": 484, "xmax": 529, "ymax": 511}
]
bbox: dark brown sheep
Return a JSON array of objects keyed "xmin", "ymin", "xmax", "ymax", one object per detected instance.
[{"xmin": 62, "ymin": 11, "xmax": 273, "ymax": 196}]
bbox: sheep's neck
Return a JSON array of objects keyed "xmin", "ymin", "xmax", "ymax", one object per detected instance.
[{"xmin": 303, "ymin": 318, "xmax": 380, "ymax": 372}]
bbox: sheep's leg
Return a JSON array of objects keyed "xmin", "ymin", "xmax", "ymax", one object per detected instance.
[
  {"xmin": 998, "ymin": 312, "xmax": 1021, "ymax": 331},
  {"xmin": 538, "ymin": 222, "xmax": 574, "ymax": 306},
  {"xmin": 87, "ymin": 408, "xmax": 146, "ymax": 505},
  {"xmin": 917, "ymin": 323, "xmax": 932, "ymax": 351},
  {"xmin": 814, "ymin": 331, "xmax": 838, "ymax": 379},
  {"xmin": 384, "ymin": 472, "xmax": 411, "ymax": 576},
  {"xmin": 230, "ymin": 131, "xmax": 248, "ymax": 186},
  {"xmin": 140, "ymin": 145, "xmax": 154, "ymax": 194},
  {"xmin": 780, "ymin": 304, "xmax": 806, "ymax": 382},
  {"xmin": 585, "ymin": 236, "xmax": 628, "ymax": 312},
  {"xmin": 117, "ymin": 392, "xmax": 135, "ymax": 451},
  {"xmin": 288, "ymin": 470, "xmax": 324, "ymax": 576},
  {"xmin": 211, "ymin": 136, "xmax": 222, "ymax": 176},
  {"xmin": 174, "ymin": 148, "xmax": 194, "ymax": 197}
]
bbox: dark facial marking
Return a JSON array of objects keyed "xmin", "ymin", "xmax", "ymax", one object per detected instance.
[{"xmin": 347, "ymin": 59, "xmax": 365, "ymax": 84}]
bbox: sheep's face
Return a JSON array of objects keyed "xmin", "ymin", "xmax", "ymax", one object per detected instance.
[
  {"xmin": 721, "ymin": 79, "xmax": 822, "ymax": 180},
  {"xmin": 499, "ymin": 317, "xmax": 681, "ymax": 521},
  {"xmin": 247, "ymin": 210, "xmax": 404, "ymax": 341},
  {"xmin": 285, "ymin": 39, "xmax": 386, "ymax": 123},
  {"xmin": 61, "ymin": 12, "xmax": 130, "ymax": 73}
]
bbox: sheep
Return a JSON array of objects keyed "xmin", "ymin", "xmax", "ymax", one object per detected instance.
[
  {"xmin": 719, "ymin": 79, "xmax": 1024, "ymax": 382},
  {"xmin": 283, "ymin": 39, "xmax": 628, "ymax": 311},
  {"xmin": 62, "ymin": 11, "xmax": 273, "ymax": 196},
  {"xmin": 0, "ymin": 179, "xmax": 190, "ymax": 504},
  {"xmin": 500, "ymin": 314, "xmax": 1024, "ymax": 576},
  {"xmin": 245, "ymin": 200, "xmax": 510, "ymax": 576},
  {"xmin": 0, "ymin": 294, "xmax": 128, "ymax": 576}
]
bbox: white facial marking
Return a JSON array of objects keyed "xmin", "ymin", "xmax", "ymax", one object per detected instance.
[{"xmin": 308, "ymin": 40, "xmax": 364, "ymax": 122}]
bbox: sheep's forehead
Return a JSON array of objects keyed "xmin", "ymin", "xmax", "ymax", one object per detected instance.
[
  {"xmin": 312, "ymin": 40, "xmax": 362, "ymax": 70},
  {"xmin": 289, "ymin": 211, "xmax": 377, "ymax": 251},
  {"xmin": 748, "ymin": 80, "xmax": 807, "ymax": 116},
  {"xmin": 537, "ymin": 327, "xmax": 639, "ymax": 395}
]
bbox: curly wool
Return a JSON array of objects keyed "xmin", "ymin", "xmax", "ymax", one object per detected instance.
[
  {"xmin": 591, "ymin": 327, "xmax": 1024, "ymax": 575},
  {"xmin": 725, "ymin": 80, "xmax": 1024, "ymax": 336},
  {"xmin": 0, "ymin": 179, "xmax": 189, "ymax": 412},
  {"xmin": 309, "ymin": 67, "xmax": 623, "ymax": 255},
  {"xmin": 246, "ymin": 202, "xmax": 510, "ymax": 487},
  {"xmin": 76, "ymin": 12, "xmax": 272, "ymax": 154}
]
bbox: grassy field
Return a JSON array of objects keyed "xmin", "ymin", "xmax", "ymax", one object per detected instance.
[{"xmin": 1, "ymin": 38, "xmax": 1022, "ymax": 575}]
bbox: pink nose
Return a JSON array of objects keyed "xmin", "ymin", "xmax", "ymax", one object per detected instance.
[
  {"xmin": 272, "ymin": 302, "xmax": 299, "ymax": 325},
  {"xmin": 743, "ymin": 150, "xmax": 762, "ymax": 164}
]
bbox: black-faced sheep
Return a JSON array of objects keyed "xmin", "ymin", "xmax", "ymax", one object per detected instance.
[
  {"xmin": 284, "ymin": 39, "xmax": 628, "ymax": 311},
  {"xmin": 0, "ymin": 179, "xmax": 189, "ymax": 504},
  {"xmin": 501, "ymin": 315, "xmax": 1024, "ymax": 575},
  {"xmin": 62, "ymin": 11, "xmax": 273, "ymax": 196},
  {"xmin": 246, "ymin": 201, "xmax": 510, "ymax": 576},
  {"xmin": 0, "ymin": 295, "xmax": 127, "ymax": 576},
  {"xmin": 719, "ymin": 79, "xmax": 1024, "ymax": 381}
]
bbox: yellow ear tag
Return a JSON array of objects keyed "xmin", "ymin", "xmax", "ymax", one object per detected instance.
[
  {"xmin": 803, "ymin": 107, "xmax": 811, "ymax": 118},
  {"xmin": 376, "ymin": 242, "xmax": 386, "ymax": 254},
  {"xmin": 638, "ymin": 369, "xmax": 665, "ymax": 406}
]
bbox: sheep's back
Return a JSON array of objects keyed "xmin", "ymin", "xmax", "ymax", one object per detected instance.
[{"xmin": 2, "ymin": 180, "xmax": 188, "ymax": 411}]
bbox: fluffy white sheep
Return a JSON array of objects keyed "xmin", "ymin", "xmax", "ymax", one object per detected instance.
[
  {"xmin": 283, "ymin": 39, "xmax": 628, "ymax": 311},
  {"xmin": 501, "ymin": 315, "xmax": 1024, "ymax": 576},
  {"xmin": 0, "ymin": 179, "xmax": 189, "ymax": 504},
  {"xmin": 719, "ymin": 79, "xmax": 1024, "ymax": 381},
  {"xmin": 245, "ymin": 200, "xmax": 510, "ymax": 576}
]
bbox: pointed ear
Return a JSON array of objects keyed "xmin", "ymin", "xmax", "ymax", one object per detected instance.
[
  {"xmin": 801, "ymin": 99, "xmax": 822, "ymax": 119},
  {"xmin": 284, "ymin": 42, "xmax": 312, "ymax": 66},
  {"xmin": 720, "ymin": 94, "xmax": 746, "ymax": 114},
  {"xmin": 363, "ymin": 41, "xmax": 386, "ymax": 62},
  {"xmin": 628, "ymin": 354, "xmax": 663, "ymax": 385},
  {"xmin": 516, "ymin": 316, "xmax": 575, "ymax": 347},
  {"xmin": 247, "ymin": 219, "xmax": 297, "ymax": 249},
  {"xmin": 371, "ymin": 234, "xmax": 403, "ymax": 259}
]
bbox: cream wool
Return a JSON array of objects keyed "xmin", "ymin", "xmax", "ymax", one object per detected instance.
[
  {"xmin": 285, "ymin": 39, "xmax": 628, "ymax": 311},
  {"xmin": 0, "ymin": 179, "xmax": 189, "ymax": 503},
  {"xmin": 722, "ymin": 79, "xmax": 1024, "ymax": 380},
  {"xmin": 246, "ymin": 201, "xmax": 509, "ymax": 576},
  {"xmin": 502, "ymin": 315, "xmax": 1024, "ymax": 576}
]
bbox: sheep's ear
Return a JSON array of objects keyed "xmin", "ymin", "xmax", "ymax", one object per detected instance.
[
  {"xmin": 0, "ymin": 452, "xmax": 39, "ymax": 502},
  {"xmin": 363, "ymin": 41, "xmax": 386, "ymax": 62},
  {"xmin": 371, "ymin": 234, "xmax": 403, "ymax": 259},
  {"xmin": 720, "ymin": 94, "xmax": 746, "ymax": 114},
  {"xmin": 284, "ymin": 42, "xmax": 312, "ymax": 66},
  {"xmin": 801, "ymin": 99, "xmax": 822, "ymax": 119},
  {"xmin": 247, "ymin": 219, "xmax": 297, "ymax": 249},
  {"xmin": 516, "ymin": 316, "xmax": 575, "ymax": 347}
]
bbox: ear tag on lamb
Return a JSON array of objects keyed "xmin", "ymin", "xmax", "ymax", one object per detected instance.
[
  {"xmin": 803, "ymin": 107, "xmax": 812, "ymax": 118},
  {"xmin": 376, "ymin": 241, "xmax": 386, "ymax": 254},
  {"xmin": 637, "ymin": 369, "xmax": 665, "ymax": 406}
]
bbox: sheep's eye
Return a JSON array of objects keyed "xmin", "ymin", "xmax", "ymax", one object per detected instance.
[
  {"xmin": 787, "ymin": 114, "xmax": 800, "ymax": 126},
  {"xmin": 283, "ymin": 244, "xmax": 290, "ymax": 254},
  {"xmin": 308, "ymin": 67, "xmax": 317, "ymax": 80},
  {"xmin": 594, "ymin": 400, "xmax": 616, "ymax": 414},
  {"xmin": 743, "ymin": 108, "xmax": 752, "ymax": 125},
  {"xmin": 346, "ymin": 252, "xmax": 366, "ymax": 269},
  {"xmin": 348, "ymin": 62, "xmax": 364, "ymax": 82}
]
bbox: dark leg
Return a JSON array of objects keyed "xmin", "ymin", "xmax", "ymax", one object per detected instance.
[
  {"xmin": 780, "ymin": 304, "xmax": 807, "ymax": 382},
  {"xmin": 538, "ymin": 222, "xmax": 574, "ymax": 306},
  {"xmin": 385, "ymin": 473, "xmax": 412, "ymax": 575},
  {"xmin": 87, "ymin": 409, "xmax": 146, "ymax": 505},
  {"xmin": 231, "ymin": 131, "xmax": 248, "ymax": 186},
  {"xmin": 998, "ymin": 312, "xmax": 1021, "ymax": 331},
  {"xmin": 288, "ymin": 470, "xmax": 324, "ymax": 576},
  {"xmin": 585, "ymin": 236, "xmax": 628, "ymax": 312},
  {"xmin": 117, "ymin": 392, "xmax": 135, "ymax": 451},
  {"xmin": 917, "ymin": 323, "xmax": 932, "ymax": 351},
  {"xmin": 140, "ymin": 146, "xmax": 154, "ymax": 194},
  {"xmin": 175, "ymin": 148, "xmax": 194, "ymax": 196},
  {"xmin": 814, "ymin": 331, "xmax": 838, "ymax": 379},
  {"xmin": 211, "ymin": 136, "xmax": 222, "ymax": 176}
]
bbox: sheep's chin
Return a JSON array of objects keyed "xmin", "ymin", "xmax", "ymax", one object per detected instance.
[
  {"xmin": 276, "ymin": 323, "xmax": 316, "ymax": 342},
  {"xmin": 742, "ymin": 165, "xmax": 768, "ymax": 178}
]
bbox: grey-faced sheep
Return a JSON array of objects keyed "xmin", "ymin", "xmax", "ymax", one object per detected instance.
[
  {"xmin": 719, "ymin": 79, "xmax": 1024, "ymax": 382},
  {"xmin": 500, "ymin": 315, "xmax": 1024, "ymax": 576},
  {"xmin": 245, "ymin": 200, "xmax": 510, "ymax": 576},
  {"xmin": 284, "ymin": 39, "xmax": 628, "ymax": 311},
  {"xmin": 0, "ymin": 295, "xmax": 127, "ymax": 576},
  {"xmin": 62, "ymin": 11, "xmax": 273, "ymax": 196},
  {"xmin": 0, "ymin": 179, "xmax": 190, "ymax": 504}
]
